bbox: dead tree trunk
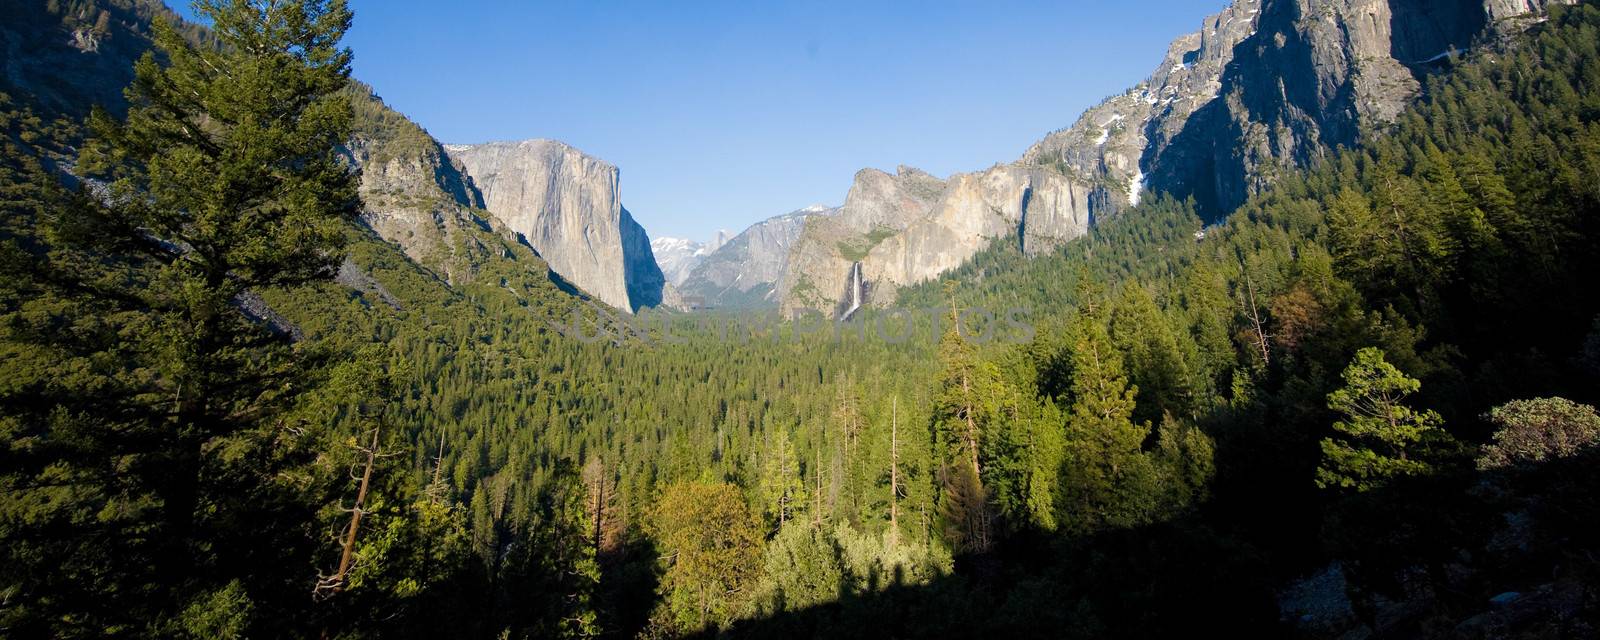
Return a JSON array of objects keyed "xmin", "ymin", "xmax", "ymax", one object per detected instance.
[
  {"xmin": 1241, "ymin": 270, "xmax": 1272, "ymax": 367},
  {"xmin": 427, "ymin": 430, "xmax": 446, "ymax": 505},
  {"xmin": 316, "ymin": 427, "xmax": 381, "ymax": 598}
]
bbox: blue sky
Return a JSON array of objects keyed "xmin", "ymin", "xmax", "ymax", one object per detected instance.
[{"xmin": 170, "ymin": 1, "xmax": 1228, "ymax": 241}]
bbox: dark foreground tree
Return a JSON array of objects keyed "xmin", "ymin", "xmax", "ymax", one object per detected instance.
[{"xmin": 1, "ymin": 0, "xmax": 365, "ymax": 636}]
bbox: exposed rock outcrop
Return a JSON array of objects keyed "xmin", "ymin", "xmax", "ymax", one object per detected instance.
[
  {"xmin": 445, "ymin": 140, "xmax": 673, "ymax": 312},
  {"xmin": 1021, "ymin": 0, "xmax": 1265, "ymax": 216},
  {"xmin": 772, "ymin": 0, "xmax": 1574, "ymax": 316},
  {"xmin": 777, "ymin": 164, "xmax": 1091, "ymax": 315},
  {"xmin": 1, "ymin": 0, "xmax": 586, "ymax": 318},
  {"xmin": 345, "ymin": 92, "xmax": 509, "ymax": 285},
  {"xmin": 679, "ymin": 206, "xmax": 832, "ymax": 309},
  {"xmin": 1025, "ymin": 0, "xmax": 1575, "ymax": 220}
]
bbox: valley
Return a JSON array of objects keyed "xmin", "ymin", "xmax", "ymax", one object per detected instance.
[{"xmin": 2, "ymin": 0, "xmax": 1599, "ymax": 638}]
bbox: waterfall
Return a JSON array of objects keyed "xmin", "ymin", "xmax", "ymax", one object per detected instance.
[{"xmin": 842, "ymin": 262, "xmax": 864, "ymax": 321}]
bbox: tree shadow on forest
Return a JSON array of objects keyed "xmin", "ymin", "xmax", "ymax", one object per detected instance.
[
  {"xmin": 600, "ymin": 542, "xmax": 663, "ymax": 638},
  {"xmin": 679, "ymin": 445, "xmax": 1600, "ymax": 640},
  {"xmin": 684, "ymin": 518, "xmax": 1284, "ymax": 640},
  {"xmin": 1310, "ymin": 448, "xmax": 1600, "ymax": 638}
]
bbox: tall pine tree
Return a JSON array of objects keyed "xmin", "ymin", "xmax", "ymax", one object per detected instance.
[{"xmin": 2, "ymin": 0, "xmax": 361, "ymax": 636}]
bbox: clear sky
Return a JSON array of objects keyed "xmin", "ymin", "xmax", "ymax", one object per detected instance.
[{"xmin": 170, "ymin": 1, "xmax": 1229, "ymax": 241}]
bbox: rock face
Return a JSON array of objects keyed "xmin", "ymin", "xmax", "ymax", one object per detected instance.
[
  {"xmin": 346, "ymin": 90, "xmax": 511, "ymax": 286},
  {"xmin": 1021, "ymin": 0, "xmax": 1265, "ymax": 216},
  {"xmin": 1025, "ymin": 0, "xmax": 1574, "ymax": 220},
  {"xmin": 680, "ymin": 206, "xmax": 832, "ymax": 309},
  {"xmin": 777, "ymin": 165, "xmax": 1092, "ymax": 315},
  {"xmin": 0, "ymin": 0, "xmax": 176, "ymax": 124},
  {"xmin": 445, "ymin": 140, "xmax": 672, "ymax": 312},
  {"xmin": 2, "ymin": 0, "xmax": 587, "ymax": 315}
]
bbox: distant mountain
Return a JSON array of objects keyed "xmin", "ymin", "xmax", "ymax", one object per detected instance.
[
  {"xmin": 653, "ymin": 231, "xmax": 729, "ymax": 287},
  {"xmin": 679, "ymin": 205, "xmax": 834, "ymax": 309}
]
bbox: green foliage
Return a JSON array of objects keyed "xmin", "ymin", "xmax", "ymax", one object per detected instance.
[
  {"xmin": 0, "ymin": 1, "xmax": 456, "ymax": 637},
  {"xmin": 879, "ymin": 4, "xmax": 1600, "ymax": 634},
  {"xmin": 649, "ymin": 482, "xmax": 764, "ymax": 633},
  {"xmin": 173, "ymin": 581, "xmax": 253, "ymax": 640},
  {"xmin": 511, "ymin": 463, "xmax": 604, "ymax": 639},
  {"xmin": 1478, "ymin": 397, "xmax": 1600, "ymax": 470},
  {"xmin": 930, "ymin": 303, "xmax": 998, "ymax": 551},
  {"xmin": 750, "ymin": 522, "xmax": 845, "ymax": 614},
  {"xmin": 1316, "ymin": 348, "xmax": 1451, "ymax": 492},
  {"xmin": 347, "ymin": 82, "xmax": 441, "ymax": 165},
  {"xmin": 836, "ymin": 226, "xmax": 896, "ymax": 262},
  {"xmin": 760, "ymin": 429, "xmax": 807, "ymax": 528}
]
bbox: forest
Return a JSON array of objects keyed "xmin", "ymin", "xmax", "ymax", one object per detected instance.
[{"xmin": 2, "ymin": 0, "xmax": 1599, "ymax": 638}]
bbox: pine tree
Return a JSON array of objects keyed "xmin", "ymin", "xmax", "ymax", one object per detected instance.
[
  {"xmin": 1111, "ymin": 284, "xmax": 1198, "ymax": 423},
  {"xmin": 760, "ymin": 429, "xmax": 805, "ymax": 528},
  {"xmin": 1023, "ymin": 398, "xmax": 1066, "ymax": 532},
  {"xmin": 888, "ymin": 395, "xmax": 900, "ymax": 547},
  {"xmin": 1316, "ymin": 347, "xmax": 1450, "ymax": 492},
  {"xmin": 2, "ymin": 0, "xmax": 358, "ymax": 635},
  {"xmin": 1057, "ymin": 307, "xmax": 1158, "ymax": 533},
  {"xmin": 582, "ymin": 455, "xmax": 623, "ymax": 556},
  {"xmin": 931, "ymin": 290, "xmax": 995, "ymax": 552},
  {"xmin": 501, "ymin": 461, "xmax": 603, "ymax": 638}
]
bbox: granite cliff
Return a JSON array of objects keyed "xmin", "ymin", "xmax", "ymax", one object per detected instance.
[
  {"xmin": 776, "ymin": 164, "xmax": 1092, "ymax": 315},
  {"xmin": 445, "ymin": 140, "xmax": 675, "ymax": 312},
  {"xmin": 2, "ymin": 0, "xmax": 599, "ymax": 315},
  {"xmin": 1026, "ymin": 0, "xmax": 1575, "ymax": 219}
]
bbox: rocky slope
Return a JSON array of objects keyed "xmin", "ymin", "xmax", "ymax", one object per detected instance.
[
  {"xmin": 345, "ymin": 87, "xmax": 525, "ymax": 286},
  {"xmin": 679, "ymin": 206, "xmax": 833, "ymax": 309},
  {"xmin": 1024, "ymin": 0, "xmax": 1575, "ymax": 219},
  {"xmin": 777, "ymin": 164, "xmax": 1092, "ymax": 315},
  {"xmin": 3, "ymin": 0, "xmax": 587, "ymax": 313},
  {"xmin": 0, "ymin": 0, "xmax": 186, "ymax": 124},
  {"xmin": 1020, "ymin": 0, "xmax": 1265, "ymax": 215},
  {"xmin": 445, "ymin": 140, "xmax": 675, "ymax": 312}
]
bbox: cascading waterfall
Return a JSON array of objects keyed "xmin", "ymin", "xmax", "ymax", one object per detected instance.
[{"xmin": 841, "ymin": 262, "xmax": 864, "ymax": 321}]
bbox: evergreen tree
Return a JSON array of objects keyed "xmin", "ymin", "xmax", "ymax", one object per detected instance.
[
  {"xmin": 581, "ymin": 455, "xmax": 624, "ymax": 557},
  {"xmin": 930, "ymin": 293, "xmax": 996, "ymax": 552},
  {"xmin": 2, "ymin": 0, "xmax": 359, "ymax": 636},
  {"xmin": 1057, "ymin": 306, "xmax": 1161, "ymax": 533},
  {"xmin": 1316, "ymin": 348, "xmax": 1450, "ymax": 492},
  {"xmin": 760, "ymin": 429, "xmax": 805, "ymax": 529},
  {"xmin": 498, "ymin": 461, "xmax": 602, "ymax": 639},
  {"xmin": 1477, "ymin": 397, "xmax": 1600, "ymax": 471}
]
